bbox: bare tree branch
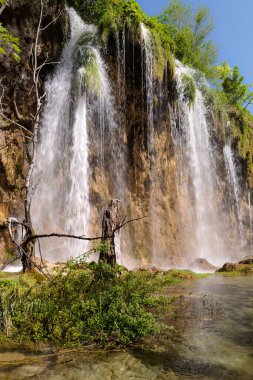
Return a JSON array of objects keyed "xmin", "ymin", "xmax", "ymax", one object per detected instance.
[
  {"xmin": 25, "ymin": 0, "xmax": 44, "ymax": 227},
  {"xmin": 113, "ymin": 215, "xmax": 147, "ymax": 234},
  {"xmin": 13, "ymin": 90, "xmax": 25, "ymax": 121},
  {"xmin": 0, "ymin": 112, "xmax": 33, "ymax": 136},
  {"xmin": 24, "ymin": 232, "xmax": 103, "ymax": 244},
  {"xmin": 6, "ymin": 215, "xmax": 147, "ymax": 249},
  {"xmin": 0, "ymin": 0, "xmax": 8, "ymax": 16},
  {"xmin": 4, "ymin": 218, "xmax": 52, "ymax": 279},
  {"xmin": 0, "ymin": 255, "xmax": 20, "ymax": 271},
  {"xmin": 40, "ymin": 11, "xmax": 62, "ymax": 31}
]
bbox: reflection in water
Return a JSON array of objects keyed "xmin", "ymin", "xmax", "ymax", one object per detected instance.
[{"xmin": 0, "ymin": 276, "xmax": 252, "ymax": 379}]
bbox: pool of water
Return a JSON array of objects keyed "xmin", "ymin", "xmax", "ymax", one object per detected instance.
[{"xmin": 0, "ymin": 275, "xmax": 253, "ymax": 379}]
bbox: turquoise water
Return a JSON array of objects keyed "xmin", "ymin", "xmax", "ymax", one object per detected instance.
[{"xmin": 0, "ymin": 275, "xmax": 252, "ymax": 379}]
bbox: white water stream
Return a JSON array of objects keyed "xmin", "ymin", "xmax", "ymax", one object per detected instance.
[
  {"xmin": 141, "ymin": 23, "xmax": 154, "ymax": 155},
  {"xmin": 140, "ymin": 24, "xmax": 158, "ymax": 262},
  {"xmin": 29, "ymin": 14, "xmax": 245, "ymax": 267},
  {"xmin": 174, "ymin": 62, "xmax": 228, "ymax": 266},
  {"xmin": 31, "ymin": 9, "xmax": 122, "ymax": 262},
  {"xmin": 223, "ymin": 144, "xmax": 244, "ymax": 245}
]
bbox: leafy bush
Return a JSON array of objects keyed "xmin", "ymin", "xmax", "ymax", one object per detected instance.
[
  {"xmin": 0, "ymin": 23, "xmax": 20, "ymax": 61},
  {"xmin": 0, "ymin": 263, "xmax": 163, "ymax": 347}
]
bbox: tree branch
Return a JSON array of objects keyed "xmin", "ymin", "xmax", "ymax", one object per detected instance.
[
  {"xmin": 0, "ymin": 112, "xmax": 33, "ymax": 136},
  {"xmin": 0, "ymin": 1, "xmax": 8, "ymax": 16},
  {"xmin": 3, "ymin": 218, "xmax": 52, "ymax": 279},
  {"xmin": 40, "ymin": 11, "xmax": 62, "ymax": 31},
  {"xmin": 113, "ymin": 215, "xmax": 147, "ymax": 234},
  {"xmin": 8, "ymin": 215, "xmax": 147, "ymax": 248}
]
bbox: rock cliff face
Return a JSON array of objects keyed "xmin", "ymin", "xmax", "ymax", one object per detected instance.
[
  {"xmin": 0, "ymin": 0, "xmax": 68, "ymax": 263},
  {"xmin": 0, "ymin": 3, "xmax": 249, "ymax": 268},
  {"xmin": 93, "ymin": 31, "xmax": 180, "ymax": 267}
]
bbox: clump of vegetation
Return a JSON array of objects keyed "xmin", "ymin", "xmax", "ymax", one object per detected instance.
[
  {"xmin": 77, "ymin": 48, "xmax": 101, "ymax": 96},
  {"xmin": 181, "ymin": 74, "xmax": 196, "ymax": 106},
  {"xmin": 0, "ymin": 0, "xmax": 20, "ymax": 61},
  {"xmin": 0, "ymin": 263, "xmax": 159, "ymax": 347},
  {"xmin": 216, "ymin": 63, "xmax": 253, "ymax": 108},
  {"xmin": 0, "ymin": 261, "xmax": 205, "ymax": 348},
  {"xmin": 213, "ymin": 62, "xmax": 253, "ymax": 187},
  {"xmin": 67, "ymin": 0, "xmax": 175, "ymax": 81},
  {"xmin": 158, "ymin": 0, "xmax": 217, "ymax": 80}
]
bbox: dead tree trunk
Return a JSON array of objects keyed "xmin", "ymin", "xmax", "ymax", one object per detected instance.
[
  {"xmin": 20, "ymin": 226, "xmax": 36, "ymax": 272},
  {"xmin": 99, "ymin": 199, "xmax": 121, "ymax": 267}
]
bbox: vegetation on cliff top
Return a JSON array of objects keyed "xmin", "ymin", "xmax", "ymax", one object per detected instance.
[{"xmin": 67, "ymin": 0, "xmax": 216, "ymax": 81}]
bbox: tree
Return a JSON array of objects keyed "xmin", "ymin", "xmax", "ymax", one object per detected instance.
[
  {"xmin": 216, "ymin": 62, "xmax": 253, "ymax": 108},
  {"xmin": 159, "ymin": 0, "xmax": 217, "ymax": 79}
]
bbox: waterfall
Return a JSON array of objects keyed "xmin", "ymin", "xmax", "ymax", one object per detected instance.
[
  {"xmin": 248, "ymin": 192, "xmax": 252, "ymax": 232},
  {"xmin": 248, "ymin": 191, "xmax": 252, "ymax": 254},
  {"xmin": 173, "ymin": 62, "xmax": 227, "ymax": 266},
  {"xmin": 31, "ymin": 8, "xmax": 123, "ymax": 262},
  {"xmin": 140, "ymin": 23, "xmax": 154, "ymax": 154},
  {"xmin": 28, "ymin": 12, "xmax": 246, "ymax": 268},
  {"xmin": 140, "ymin": 23, "xmax": 157, "ymax": 263},
  {"xmin": 223, "ymin": 144, "xmax": 244, "ymax": 245}
]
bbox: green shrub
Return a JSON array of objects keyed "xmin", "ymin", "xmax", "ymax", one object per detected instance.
[{"xmin": 0, "ymin": 263, "xmax": 162, "ymax": 347}]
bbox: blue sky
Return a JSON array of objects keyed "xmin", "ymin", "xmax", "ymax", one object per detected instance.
[{"xmin": 137, "ymin": 0, "xmax": 253, "ymax": 110}]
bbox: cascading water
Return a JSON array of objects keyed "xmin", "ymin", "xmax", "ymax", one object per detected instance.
[
  {"xmin": 248, "ymin": 192, "xmax": 252, "ymax": 232},
  {"xmin": 173, "ymin": 62, "xmax": 228, "ymax": 266},
  {"xmin": 140, "ymin": 23, "xmax": 157, "ymax": 263},
  {"xmin": 141, "ymin": 23, "xmax": 154, "ymax": 155},
  {"xmin": 28, "ymin": 11, "xmax": 247, "ymax": 268},
  {"xmin": 223, "ymin": 144, "xmax": 244, "ymax": 245},
  {"xmin": 31, "ymin": 8, "xmax": 124, "ymax": 262},
  {"xmin": 248, "ymin": 191, "xmax": 252, "ymax": 254}
]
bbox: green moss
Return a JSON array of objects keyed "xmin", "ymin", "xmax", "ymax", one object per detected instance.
[
  {"xmin": 181, "ymin": 74, "xmax": 196, "ymax": 106},
  {"xmin": 73, "ymin": 41, "xmax": 101, "ymax": 97},
  {"xmin": 70, "ymin": 0, "xmax": 175, "ymax": 82},
  {"xmin": 82, "ymin": 50, "xmax": 101, "ymax": 95}
]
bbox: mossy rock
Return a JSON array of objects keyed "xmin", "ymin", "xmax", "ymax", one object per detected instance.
[
  {"xmin": 76, "ymin": 31, "xmax": 98, "ymax": 49},
  {"xmin": 217, "ymin": 262, "xmax": 253, "ymax": 274},
  {"xmin": 181, "ymin": 74, "xmax": 196, "ymax": 106},
  {"xmin": 73, "ymin": 46, "xmax": 102, "ymax": 97}
]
